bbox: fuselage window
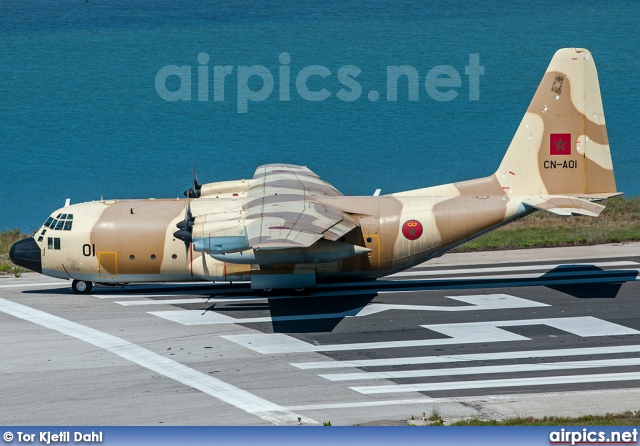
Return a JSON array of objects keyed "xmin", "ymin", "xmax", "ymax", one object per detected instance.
[{"xmin": 48, "ymin": 237, "xmax": 53, "ymax": 249}]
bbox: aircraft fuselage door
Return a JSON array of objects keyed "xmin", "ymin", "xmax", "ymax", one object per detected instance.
[{"xmin": 98, "ymin": 252, "xmax": 118, "ymax": 279}]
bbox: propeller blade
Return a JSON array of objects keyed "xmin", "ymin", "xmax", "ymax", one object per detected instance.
[
  {"xmin": 173, "ymin": 229, "xmax": 193, "ymax": 243},
  {"xmin": 183, "ymin": 160, "xmax": 202, "ymax": 198},
  {"xmin": 174, "ymin": 199, "xmax": 195, "ymax": 249}
]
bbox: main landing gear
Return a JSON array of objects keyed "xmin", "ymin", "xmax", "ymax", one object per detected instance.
[{"xmin": 72, "ymin": 280, "xmax": 93, "ymax": 295}]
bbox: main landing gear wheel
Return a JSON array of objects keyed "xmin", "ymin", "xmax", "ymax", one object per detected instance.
[{"xmin": 72, "ymin": 280, "xmax": 93, "ymax": 295}]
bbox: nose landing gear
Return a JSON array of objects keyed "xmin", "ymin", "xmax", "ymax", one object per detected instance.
[{"xmin": 71, "ymin": 280, "xmax": 93, "ymax": 295}]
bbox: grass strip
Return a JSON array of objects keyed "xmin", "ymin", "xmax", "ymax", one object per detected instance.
[
  {"xmin": 455, "ymin": 196, "xmax": 640, "ymax": 251},
  {"xmin": 451, "ymin": 410, "xmax": 640, "ymax": 426}
]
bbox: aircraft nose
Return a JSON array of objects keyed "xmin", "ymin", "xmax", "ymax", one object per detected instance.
[{"xmin": 9, "ymin": 238, "xmax": 42, "ymax": 273}]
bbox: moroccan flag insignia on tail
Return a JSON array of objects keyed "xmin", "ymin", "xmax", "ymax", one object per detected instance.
[{"xmin": 550, "ymin": 133, "xmax": 571, "ymax": 155}]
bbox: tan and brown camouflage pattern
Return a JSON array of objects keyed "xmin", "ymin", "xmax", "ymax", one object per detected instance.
[{"xmin": 32, "ymin": 48, "xmax": 619, "ymax": 289}]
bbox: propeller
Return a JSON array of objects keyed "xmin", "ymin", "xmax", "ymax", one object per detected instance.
[
  {"xmin": 173, "ymin": 200, "xmax": 195, "ymax": 249},
  {"xmin": 184, "ymin": 161, "xmax": 202, "ymax": 198}
]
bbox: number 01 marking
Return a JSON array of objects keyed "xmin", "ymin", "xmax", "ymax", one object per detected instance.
[{"xmin": 82, "ymin": 244, "xmax": 96, "ymax": 257}]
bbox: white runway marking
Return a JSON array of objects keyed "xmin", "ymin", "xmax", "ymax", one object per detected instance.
[
  {"xmin": 147, "ymin": 294, "xmax": 546, "ymax": 325},
  {"xmin": 223, "ymin": 317, "xmax": 639, "ymax": 354},
  {"xmin": 421, "ymin": 316, "xmax": 639, "ymax": 339},
  {"xmin": 356, "ymin": 294, "xmax": 548, "ymax": 316},
  {"xmin": 389, "ymin": 261, "xmax": 640, "ymax": 278},
  {"xmin": 92, "ymin": 294, "xmax": 176, "ymax": 299},
  {"xmin": 289, "ymin": 387, "xmax": 640, "ymax": 411},
  {"xmin": 0, "ymin": 298, "xmax": 316, "ymax": 426},
  {"xmin": 351, "ymin": 371, "xmax": 640, "ymax": 394},
  {"xmin": 286, "ymin": 398, "xmax": 437, "ymax": 411},
  {"xmin": 320, "ymin": 357, "xmax": 640, "ymax": 381},
  {"xmin": 0, "ymin": 282, "xmax": 67, "ymax": 289},
  {"xmin": 292, "ymin": 344, "xmax": 640, "ymax": 369},
  {"xmin": 221, "ymin": 316, "xmax": 640, "ymax": 355},
  {"xmin": 117, "ymin": 297, "xmax": 263, "ymax": 306},
  {"xmin": 149, "ymin": 308, "xmax": 362, "ymax": 325}
]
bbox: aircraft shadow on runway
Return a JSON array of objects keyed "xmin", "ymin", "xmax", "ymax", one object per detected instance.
[
  {"xmin": 542, "ymin": 265, "xmax": 639, "ymax": 299},
  {"xmin": 205, "ymin": 293, "xmax": 379, "ymax": 333},
  {"xmin": 19, "ymin": 263, "xmax": 638, "ymax": 333}
]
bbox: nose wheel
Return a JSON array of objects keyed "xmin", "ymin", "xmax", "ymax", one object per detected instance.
[{"xmin": 72, "ymin": 280, "xmax": 93, "ymax": 295}]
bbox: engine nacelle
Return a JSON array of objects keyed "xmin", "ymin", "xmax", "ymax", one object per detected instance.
[{"xmin": 199, "ymin": 179, "xmax": 251, "ymax": 198}]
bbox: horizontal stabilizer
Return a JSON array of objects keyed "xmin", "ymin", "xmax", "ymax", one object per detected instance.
[
  {"xmin": 575, "ymin": 192, "xmax": 624, "ymax": 201},
  {"xmin": 523, "ymin": 196, "xmax": 606, "ymax": 217}
]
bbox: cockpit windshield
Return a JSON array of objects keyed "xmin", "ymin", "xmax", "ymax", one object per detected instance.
[{"xmin": 44, "ymin": 214, "xmax": 73, "ymax": 231}]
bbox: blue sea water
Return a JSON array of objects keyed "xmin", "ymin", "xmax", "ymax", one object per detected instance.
[{"xmin": 1, "ymin": 0, "xmax": 639, "ymax": 231}]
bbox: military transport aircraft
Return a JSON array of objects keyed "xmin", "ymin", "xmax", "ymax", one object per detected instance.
[{"xmin": 10, "ymin": 48, "xmax": 620, "ymax": 294}]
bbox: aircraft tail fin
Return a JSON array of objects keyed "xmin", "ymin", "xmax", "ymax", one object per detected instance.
[{"xmin": 496, "ymin": 48, "xmax": 618, "ymax": 198}]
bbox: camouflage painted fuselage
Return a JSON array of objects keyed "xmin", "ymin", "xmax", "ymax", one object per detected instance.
[
  {"xmin": 34, "ymin": 188, "xmax": 528, "ymax": 285},
  {"xmin": 14, "ymin": 48, "xmax": 619, "ymax": 290}
]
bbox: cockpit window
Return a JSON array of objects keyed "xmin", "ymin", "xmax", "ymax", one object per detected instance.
[
  {"xmin": 50, "ymin": 214, "xmax": 74, "ymax": 231},
  {"xmin": 44, "ymin": 217, "xmax": 54, "ymax": 228}
]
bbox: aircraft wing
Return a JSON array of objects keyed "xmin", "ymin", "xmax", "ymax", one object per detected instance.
[{"xmin": 245, "ymin": 164, "xmax": 358, "ymax": 249}]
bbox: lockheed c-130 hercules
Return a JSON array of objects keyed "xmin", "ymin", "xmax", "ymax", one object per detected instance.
[{"xmin": 10, "ymin": 48, "xmax": 620, "ymax": 294}]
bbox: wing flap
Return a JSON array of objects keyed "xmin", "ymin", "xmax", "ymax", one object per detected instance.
[{"xmin": 244, "ymin": 164, "xmax": 357, "ymax": 249}]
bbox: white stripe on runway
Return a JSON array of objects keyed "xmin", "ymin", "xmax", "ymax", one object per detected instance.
[
  {"xmin": 147, "ymin": 294, "xmax": 546, "ymax": 324},
  {"xmin": 351, "ymin": 371, "xmax": 640, "ymax": 394},
  {"xmin": 93, "ymin": 294, "xmax": 176, "ymax": 299},
  {"xmin": 390, "ymin": 261, "xmax": 640, "ymax": 278},
  {"xmin": 0, "ymin": 282, "xmax": 67, "ymax": 289},
  {"xmin": 291, "ymin": 345, "xmax": 640, "ymax": 369},
  {"xmin": 356, "ymin": 294, "xmax": 548, "ymax": 316},
  {"xmin": 321, "ymin": 357, "xmax": 640, "ymax": 381},
  {"xmin": 0, "ymin": 298, "xmax": 316, "ymax": 425},
  {"xmin": 149, "ymin": 308, "xmax": 363, "ymax": 325},
  {"xmin": 117, "ymin": 297, "xmax": 263, "ymax": 306},
  {"xmin": 286, "ymin": 398, "xmax": 437, "ymax": 411},
  {"xmin": 224, "ymin": 317, "xmax": 639, "ymax": 354}
]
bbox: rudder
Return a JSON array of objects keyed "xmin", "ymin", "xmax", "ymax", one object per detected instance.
[{"xmin": 496, "ymin": 48, "xmax": 617, "ymax": 197}]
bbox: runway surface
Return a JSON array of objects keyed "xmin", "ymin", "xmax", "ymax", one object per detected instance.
[{"xmin": 2, "ymin": 243, "xmax": 640, "ymax": 425}]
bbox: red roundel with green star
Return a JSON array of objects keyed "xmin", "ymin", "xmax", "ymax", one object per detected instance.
[{"xmin": 402, "ymin": 219, "xmax": 423, "ymax": 241}]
